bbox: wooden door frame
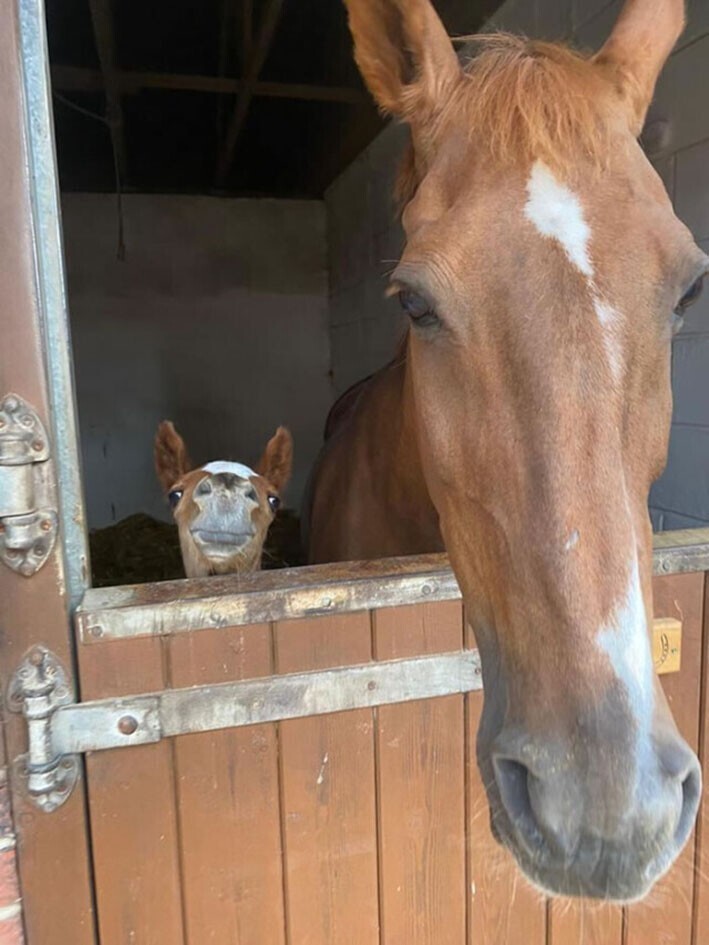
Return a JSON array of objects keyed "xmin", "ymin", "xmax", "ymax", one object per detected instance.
[{"xmin": 0, "ymin": 1, "xmax": 95, "ymax": 943}]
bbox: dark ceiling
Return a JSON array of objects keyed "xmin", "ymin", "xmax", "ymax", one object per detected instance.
[{"xmin": 47, "ymin": 0, "xmax": 504, "ymax": 199}]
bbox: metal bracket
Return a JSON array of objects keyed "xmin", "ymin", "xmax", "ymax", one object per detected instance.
[
  {"xmin": 0, "ymin": 394, "xmax": 57, "ymax": 576},
  {"xmin": 7, "ymin": 647, "xmax": 79, "ymax": 812},
  {"xmin": 8, "ymin": 644, "xmax": 482, "ymax": 813}
]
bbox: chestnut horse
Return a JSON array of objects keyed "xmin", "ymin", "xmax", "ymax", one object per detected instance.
[
  {"xmin": 155, "ymin": 421, "xmax": 292, "ymax": 577},
  {"xmin": 307, "ymin": 0, "xmax": 706, "ymax": 901}
]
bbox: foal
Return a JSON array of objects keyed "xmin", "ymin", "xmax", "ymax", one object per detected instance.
[{"xmin": 155, "ymin": 421, "xmax": 292, "ymax": 578}]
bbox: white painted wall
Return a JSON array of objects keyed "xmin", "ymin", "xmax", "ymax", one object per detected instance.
[
  {"xmin": 64, "ymin": 194, "xmax": 330, "ymax": 528},
  {"xmin": 325, "ymin": 0, "xmax": 709, "ymax": 530}
]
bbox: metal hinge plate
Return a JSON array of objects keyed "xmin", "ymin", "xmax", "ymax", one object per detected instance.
[
  {"xmin": 0, "ymin": 394, "xmax": 57, "ymax": 576},
  {"xmin": 8, "ymin": 645, "xmax": 483, "ymax": 812}
]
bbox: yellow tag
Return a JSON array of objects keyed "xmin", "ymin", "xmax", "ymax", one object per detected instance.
[{"xmin": 652, "ymin": 617, "xmax": 682, "ymax": 675}]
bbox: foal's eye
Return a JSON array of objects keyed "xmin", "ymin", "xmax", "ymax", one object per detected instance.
[
  {"xmin": 168, "ymin": 489, "xmax": 183, "ymax": 509},
  {"xmin": 676, "ymin": 275, "xmax": 705, "ymax": 315},
  {"xmin": 268, "ymin": 494, "xmax": 281, "ymax": 513},
  {"xmin": 398, "ymin": 290, "xmax": 439, "ymax": 328}
]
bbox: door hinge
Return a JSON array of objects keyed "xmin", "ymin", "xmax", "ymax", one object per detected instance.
[
  {"xmin": 7, "ymin": 647, "xmax": 79, "ymax": 812},
  {"xmin": 8, "ymin": 644, "xmax": 483, "ymax": 813},
  {"xmin": 0, "ymin": 394, "xmax": 57, "ymax": 576}
]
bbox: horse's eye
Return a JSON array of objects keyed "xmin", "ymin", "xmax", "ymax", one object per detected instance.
[
  {"xmin": 676, "ymin": 275, "xmax": 704, "ymax": 314},
  {"xmin": 398, "ymin": 290, "xmax": 439, "ymax": 328},
  {"xmin": 168, "ymin": 489, "xmax": 183, "ymax": 509},
  {"xmin": 268, "ymin": 494, "xmax": 281, "ymax": 513}
]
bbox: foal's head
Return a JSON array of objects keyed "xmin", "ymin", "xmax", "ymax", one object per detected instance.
[
  {"xmin": 154, "ymin": 422, "xmax": 292, "ymax": 578},
  {"xmin": 346, "ymin": 0, "xmax": 705, "ymax": 900}
]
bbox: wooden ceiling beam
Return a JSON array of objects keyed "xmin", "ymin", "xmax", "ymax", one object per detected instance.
[
  {"xmin": 215, "ymin": 0, "xmax": 284, "ymax": 187},
  {"xmin": 87, "ymin": 0, "xmax": 127, "ymax": 181},
  {"xmin": 51, "ymin": 65, "xmax": 368, "ymax": 106}
]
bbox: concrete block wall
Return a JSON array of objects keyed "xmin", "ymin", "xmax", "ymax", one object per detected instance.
[
  {"xmin": 325, "ymin": 0, "xmax": 709, "ymax": 530},
  {"xmin": 64, "ymin": 194, "xmax": 330, "ymax": 528}
]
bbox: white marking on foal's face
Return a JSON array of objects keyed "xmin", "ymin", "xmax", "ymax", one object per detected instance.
[
  {"xmin": 202, "ymin": 460, "xmax": 257, "ymax": 480},
  {"xmin": 524, "ymin": 161, "xmax": 593, "ymax": 278},
  {"xmin": 598, "ymin": 553, "xmax": 654, "ymax": 732}
]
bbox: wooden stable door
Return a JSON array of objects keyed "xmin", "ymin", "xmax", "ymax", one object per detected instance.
[{"xmin": 45, "ymin": 556, "xmax": 705, "ymax": 945}]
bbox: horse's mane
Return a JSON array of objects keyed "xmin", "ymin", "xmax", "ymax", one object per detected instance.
[{"xmin": 396, "ymin": 33, "xmax": 619, "ymax": 206}]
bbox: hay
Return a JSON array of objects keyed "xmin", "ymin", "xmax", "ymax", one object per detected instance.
[{"xmin": 89, "ymin": 509, "xmax": 305, "ymax": 588}]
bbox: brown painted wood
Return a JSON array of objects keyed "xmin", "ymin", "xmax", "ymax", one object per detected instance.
[
  {"xmin": 373, "ymin": 601, "xmax": 466, "ymax": 944},
  {"xmin": 79, "ymin": 638, "xmax": 185, "ymax": 945},
  {"xmin": 625, "ymin": 573, "xmax": 705, "ymax": 945},
  {"xmin": 275, "ymin": 613, "xmax": 379, "ymax": 945},
  {"xmin": 693, "ymin": 574, "xmax": 709, "ymax": 945},
  {"xmin": 0, "ymin": 2, "xmax": 97, "ymax": 941},
  {"xmin": 464, "ymin": 622, "xmax": 547, "ymax": 945},
  {"xmin": 548, "ymin": 900, "xmax": 622, "ymax": 945},
  {"xmin": 168, "ymin": 624, "xmax": 286, "ymax": 945}
]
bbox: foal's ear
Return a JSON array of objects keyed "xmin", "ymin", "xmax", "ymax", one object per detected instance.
[
  {"xmin": 257, "ymin": 427, "xmax": 293, "ymax": 494},
  {"xmin": 343, "ymin": 0, "xmax": 460, "ymax": 118},
  {"xmin": 594, "ymin": 0, "xmax": 685, "ymax": 135},
  {"xmin": 154, "ymin": 421, "xmax": 192, "ymax": 492}
]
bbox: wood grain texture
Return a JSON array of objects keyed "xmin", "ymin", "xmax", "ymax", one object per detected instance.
[
  {"xmin": 79, "ymin": 637, "xmax": 185, "ymax": 945},
  {"xmin": 374, "ymin": 601, "xmax": 466, "ymax": 945},
  {"xmin": 548, "ymin": 899, "xmax": 622, "ymax": 945},
  {"xmin": 625, "ymin": 573, "xmax": 705, "ymax": 945},
  {"xmin": 465, "ymin": 623, "xmax": 547, "ymax": 945},
  {"xmin": 169, "ymin": 624, "xmax": 285, "ymax": 945},
  {"xmin": 275, "ymin": 613, "xmax": 379, "ymax": 945}
]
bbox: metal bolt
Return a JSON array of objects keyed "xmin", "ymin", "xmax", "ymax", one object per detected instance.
[
  {"xmin": 61, "ymin": 758, "xmax": 74, "ymax": 771},
  {"xmin": 367, "ymin": 680, "xmax": 376, "ymax": 691},
  {"xmin": 20, "ymin": 415, "xmax": 33, "ymax": 427},
  {"xmin": 117, "ymin": 716, "xmax": 138, "ymax": 736},
  {"xmin": 661, "ymin": 559, "xmax": 671, "ymax": 573},
  {"xmin": 89, "ymin": 625, "xmax": 103, "ymax": 639},
  {"xmin": 3, "ymin": 398, "xmax": 18, "ymax": 413},
  {"xmin": 28, "ymin": 648, "xmax": 44, "ymax": 667},
  {"xmin": 321, "ymin": 597, "xmax": 332, "ymax": 608},
  {"xmin": 32, "ymin": 440, "xmax": 43, "ymax": 452},
  {"xmin": 33, "ymin": 543, "xmax": 45, "ymax": 557},
  {"xmin": 421, "ymin": 583, "xmax": 433, "ymax": 597},
  {"xmin": 40, "ymin": 519, "xmax": 51, "ymax": 532}
]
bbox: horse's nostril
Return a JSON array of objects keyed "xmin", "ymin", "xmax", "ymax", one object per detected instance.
[
  {"xmin": 197, "ymin": 479, "xmax": 212, "ymax": 496},
  {"xmin": 493, "ymin": 758, "xmax": 546, "ymax": 856},
  {"xmin": 676, "ymin": 761, "xmax": 702, "ymax": 848}
]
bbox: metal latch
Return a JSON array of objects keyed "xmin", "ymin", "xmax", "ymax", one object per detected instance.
[
  {"xmin": 8, "ymin": 645, "xmax": 483, "ymax": 813},
  {"xmin": 0, "ymin": 394, "xmax": 57, "ymax": 576}
]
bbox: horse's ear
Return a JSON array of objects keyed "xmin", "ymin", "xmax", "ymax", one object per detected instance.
[
  {"xmin": 154, "ymin": 421, "xmax": 192, "ymax": 493},
  {"xmin": 257, "ymin": 426, "xmax": 293, "ymax": 494},
  {"xmin": 594, "ymin": 0, "xmax": 685, "ymax": 135},
  {"xmin": 343, "ymin": 0, "xmax": 460, "ymax": 119}
]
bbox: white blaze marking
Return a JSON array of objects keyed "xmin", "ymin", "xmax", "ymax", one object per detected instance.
[
  {"xmin": 524, "ymin": 161, "xmax": 593, "ymax": 278},
  {"xmin": 524, "ymin": 161, "xmax": 625, "ymax": 381},
  {"xmin": 598, "ymin": 553, "xmax": 654, "ymax": 727},
  {"xmin": 202, "ymin": 460, "xmax": 257, "ymax": 479},
  {"xmin": 592, "ymin": 298, "xmax": 623, "ymax": 382}
]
